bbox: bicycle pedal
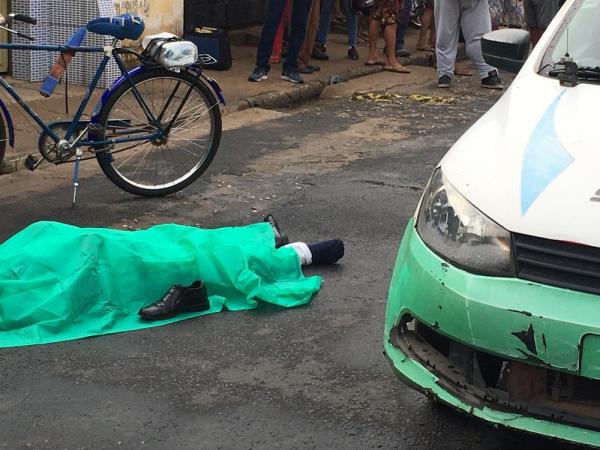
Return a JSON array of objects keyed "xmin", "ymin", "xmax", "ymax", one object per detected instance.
[{"xmin": 24, "ymin": 154, "xmax": 39, "ymax": 171}]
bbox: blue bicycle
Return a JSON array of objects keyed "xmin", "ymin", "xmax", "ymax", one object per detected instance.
[{"xmin": 0, "ymin": 12, "xmax": 224, "ymax": 202}]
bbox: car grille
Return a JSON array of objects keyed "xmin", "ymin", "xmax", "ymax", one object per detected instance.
[
  {"xmin": 573, "ymin": 377, "xmax": 600, "ymax": 402},
  {"xmin": 513, "ymin": 234, "xmax": 600, "ymax": 295}
]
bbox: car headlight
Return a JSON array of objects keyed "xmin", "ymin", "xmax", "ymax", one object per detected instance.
[{"xmin": 416, "ymin": 169, "xmax": 514, "ymax": 276}]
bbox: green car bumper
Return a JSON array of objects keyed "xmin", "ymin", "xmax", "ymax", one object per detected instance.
[{"xmin": 384, "ymin": 219, "xmax": 600, "ymax": 447}]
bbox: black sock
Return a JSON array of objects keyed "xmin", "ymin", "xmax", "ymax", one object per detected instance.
[{"xmin": 307, "ymin": 240, "xmax": 344, "ymax": 265}]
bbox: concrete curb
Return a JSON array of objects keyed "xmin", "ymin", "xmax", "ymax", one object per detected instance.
[
  {"xmin": 226, "ymin": 64, "xmax": 383, "ymax": 114},
  {"xmin": 0, "ymin": 53, "xmax": 435, "ymax": 175},
  {"xmin": 223, "ymin": 52, "xmax": 435, "ymax": 114},
  {"xmin": 0, "ymin": 157, "xmax": 27, "ymax": 175}
]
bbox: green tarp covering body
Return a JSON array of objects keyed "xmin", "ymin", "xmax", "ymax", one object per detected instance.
[{"xmin": 0, "ymin": 221, "xmax": 322, "ymax": 347}]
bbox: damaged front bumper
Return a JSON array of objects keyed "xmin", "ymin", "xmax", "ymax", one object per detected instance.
[{"xmin": 384, "ymin": 220, "xmax": 600, "ymax": 447}]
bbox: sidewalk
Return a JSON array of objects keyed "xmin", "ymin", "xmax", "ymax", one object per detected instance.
[{"xmin": 0, "ymin": 26, "xmax": 436, "ymax": 174}]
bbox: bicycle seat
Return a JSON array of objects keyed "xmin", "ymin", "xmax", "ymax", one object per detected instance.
[{"xmin": 86, "ymin": 14, "xmax": 145, "ymax": 41}]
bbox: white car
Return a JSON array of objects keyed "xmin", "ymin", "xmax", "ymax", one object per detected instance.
[{"xmin": 384, "ymin": 0, "xmax": 600, "ymax": 446}]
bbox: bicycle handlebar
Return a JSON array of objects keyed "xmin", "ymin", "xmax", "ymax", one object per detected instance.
[
  {"xmin": 16, "ymin": 31, "xmax": 35, "ymax": 41},
  {"xmin": 12, "ymin": 14, "xmax": 37, "ymax": 25},
  {"xmin": 0, "ymin": 13, "xmax": 37, "ymax": 40}
]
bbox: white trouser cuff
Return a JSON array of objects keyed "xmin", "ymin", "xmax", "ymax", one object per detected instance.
[{"xmin": 285, "ymin": 242, "xmax": 312, "ymax": 266}]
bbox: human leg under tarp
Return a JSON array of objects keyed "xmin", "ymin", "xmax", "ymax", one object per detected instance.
[
  {"xmin": 265, "ymin": 213, "xmax": 345, "ymax": 266},
  {"xmin": 138, "ymin": 215, "xmax": 343, "ymax": 321},
  {"xmin": 0, "ymin": 221, "xmax": 322, "ymax": 347}
]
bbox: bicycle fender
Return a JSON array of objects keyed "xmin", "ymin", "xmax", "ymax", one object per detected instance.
[
  {"xmin": 91, "ymin": 66, "xmax": 147, "ymax": 123},
  {"xmin": 0, "ymin": 98, "xmax": 15, "ymax": 148},
  {"xmin": 196, "ymin": 69, "xmax": 225, "ymax": 106},
  {"xmin": 90, "ymin": 66, "xmax": 226, "ymax": 123},
  {"xmin": 187, "ymin": 68, "xmax": 226, "ymax": 106}
]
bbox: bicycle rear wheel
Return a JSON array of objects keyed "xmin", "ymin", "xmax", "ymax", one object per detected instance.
[{"xmin": 96, "ymin": 67, "xmax": 222, "ymax": 197}]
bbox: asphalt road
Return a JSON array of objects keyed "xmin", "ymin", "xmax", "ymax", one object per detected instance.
[{"xmin": 0, "ymin": 70, "xmax": 576, "ymax": 449}]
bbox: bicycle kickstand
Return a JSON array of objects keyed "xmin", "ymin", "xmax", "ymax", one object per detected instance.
[{"xmin": 71, "ymin": 148, "xmax": 83, "ymax": 209}]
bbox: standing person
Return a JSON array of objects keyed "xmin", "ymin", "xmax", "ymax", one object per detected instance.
[
  {"xmin": 502, "ymin": 0, "xmax": 524, "ymax": 28},
  {"xmin": 489, "ymin": 0, "xmax": 503, "ymax": 29},
  {"xmin": 434, "ymin": 0, "xmax": 503, "ymax": 89},
  {"xmin": 523, "ymin": 0, "xmax": 560, "ymax": 48},
  {"xmin": 365, "ymin": 0, "xmax": 411, "ymax": 73},
  {"xmin": 269, "ymin": 1, "xmax": 292, "ymax": 63},
  {"xmin": 489, "ymin": 0, "xmax": 524, "ymax": 29},
  {"xmin": 298, "ymin": 0, "xmax": 324, "ymax": 73},
  {"xmin": 416, "ymin": 0, "xmax": 436, "ymax": 51},
  {"xmin": 315, "ymin": 0, "xmax": 361, "ymax": 60},
  {"xmin": 249, "ymin": 0, "xmax": 313, "ymax": 84},
  {"xmin": 395, "ymin": 0, "xmax": 414, "ymax": 57}
]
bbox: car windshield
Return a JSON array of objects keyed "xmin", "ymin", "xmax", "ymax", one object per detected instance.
[{"xmin": 543, "ymin": 0, "xmax": 600, "ymax": 70}]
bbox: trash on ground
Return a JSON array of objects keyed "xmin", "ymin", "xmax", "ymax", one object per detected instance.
[
  {"xmin": 351, "ymin": 91, "xmax": 403, "ymax": 102},
  {"xmin": 409, "ymin": 94, "xmax": 455, "ymax": 104}
]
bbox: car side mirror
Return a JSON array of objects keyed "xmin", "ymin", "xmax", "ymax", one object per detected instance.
[{"xmin": 482, "ymin": 29, "xmax": 530, "ymax": 74}]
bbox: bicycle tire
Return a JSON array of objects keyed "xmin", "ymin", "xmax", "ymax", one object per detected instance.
[
  {"xmin": 96, "ymin": 67, "xmax": 222, "ymax": 197},
  {"xmin": 0, "ymin": 111, "xmax": 7, "ymax": 171}
]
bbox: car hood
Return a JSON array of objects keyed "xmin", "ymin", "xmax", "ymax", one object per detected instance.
[{"xmin": 441, "ymin": 72, "xmax": 600, "ymax": 247}]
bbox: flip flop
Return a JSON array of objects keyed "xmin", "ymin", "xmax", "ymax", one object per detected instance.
[
  {"xmin": 417, "ymin": 46, "xmax": 435, "ymax": 52},
  {"xmin": 384, "ymin": 66, "xmax": 411, "ymax": 74},
  {"xmin": 364, "ymin": 61, "xmax": 386, "ymax": 66}
]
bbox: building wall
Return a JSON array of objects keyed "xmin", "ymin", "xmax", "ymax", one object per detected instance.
[
  {"xmin": 10, "ymin": 0, "xmax": 184, "ymax": 82},
  {"xmin": 113, "ymin": 0, "xmax": 184, "ymax": 43}
]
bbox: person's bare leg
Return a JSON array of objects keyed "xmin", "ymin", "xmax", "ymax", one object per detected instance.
[
  {"xmin": 428, "ymin": 15, "xmax": 436, "ymax": 48},
  {"xmin": 417, "ymin": 7, "xmax": 435, "ymax": 51},
  {"xmin": 530, "ymin": 27, "xmax": 544, "ymax": 48},
  {"xmin": 384, "ymin": 23, "xmax": 410, "ymax": 72},
  {"xmin": 298, "ymin": 0, "xmax": 321, "ymax": 69},
  {"xmin": 366, "ymin": 18, "xmax": 385, "ymax": 64}
]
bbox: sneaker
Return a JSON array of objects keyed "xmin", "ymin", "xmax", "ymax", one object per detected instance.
[
  {"xmin": 481, "ymin": 70, "xmax": 504, "ymax": 90},
  {"xmin": 438, "ymin": 74, "xmax": 451, "ymax": 88},
  {"xmin": 281, "ymin": 70, "xmax": 303, "ymax": 84},
  {"xmin": 248, "ymin": 66, "xmax": 268, "ymax": 82},
  {"xmin": 312, "ymin": 43, "xmax": 329, "ymax": 61},
  {"xmin": 298, "ymin": 65, "xmax": 316, "ymax": 74},
  {"xmin": 348, "ymin": 46, "xmax": 359, "ymax": 60},
  {"xmin": 395, "ymin": 49, "xmax": 411, "ymax": 58}
]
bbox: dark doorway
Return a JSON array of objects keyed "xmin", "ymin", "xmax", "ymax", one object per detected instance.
[{"xmin": 184, "ymin": 0, "xmax": 267, "ymax": 31}]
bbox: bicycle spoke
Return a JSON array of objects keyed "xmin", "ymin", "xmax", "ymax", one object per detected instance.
[
  {"xmin": 164, "ymin": 140, "xmax": 206, "ymax": 158},
  {"xmin": 99, "ymin": 73, "xmax": 219, "ymax": 192}
]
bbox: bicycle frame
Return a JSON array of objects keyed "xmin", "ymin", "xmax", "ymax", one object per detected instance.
[{"xmin": 0, "ymin": 39, "xmax": 169, "ymax": 153}]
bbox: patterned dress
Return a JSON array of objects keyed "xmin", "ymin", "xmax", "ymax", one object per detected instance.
[
  {"xmin": 489, "ymin": 0, "xmax": 503, "ymax": 28},
  {"xmin": 372, "ymin": 0, "xmax": 404, "ymax": 25},
  {"xmin": 489, "ymin": 0, "xmax": 525, "ymax": 27},
  {"xmin": 502, "ymin": 0, "xmax": 524, "ymax": 27}
]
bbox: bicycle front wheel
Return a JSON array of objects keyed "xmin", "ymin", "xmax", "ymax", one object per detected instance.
[{"xmin": 96, "ymin": 67, "xmax": 222, "ymax": 197}]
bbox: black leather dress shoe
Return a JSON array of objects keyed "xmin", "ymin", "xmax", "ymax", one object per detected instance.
[
  {"xmin": 264, "ymin": 214, "xmax": 289, "ymax": 248},
  {"xmin": 138, "ymin": 280, "xmax": 209, "ymax": 321}
]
